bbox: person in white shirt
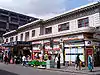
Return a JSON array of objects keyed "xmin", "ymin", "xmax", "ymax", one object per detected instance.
[{"xmin": 22, "ymin": 55, "xmax": 26, "ymax": 66}]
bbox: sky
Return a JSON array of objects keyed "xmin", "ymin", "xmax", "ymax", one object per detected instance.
[{"xmin": 0, "ymin": 0, "xmax": 99, "ymax": 19}]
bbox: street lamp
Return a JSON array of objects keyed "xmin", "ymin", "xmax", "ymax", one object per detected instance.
[{"xmin": 59, "ymin": 38, "xmax": 65, "ymax": 66}]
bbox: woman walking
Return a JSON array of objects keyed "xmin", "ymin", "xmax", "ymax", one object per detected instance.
[{"xmin": 88, "ymin": 55, "xmax": 93, "ymax": 72}]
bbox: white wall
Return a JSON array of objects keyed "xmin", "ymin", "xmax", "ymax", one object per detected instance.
[
  {"xmin": 3, "ymin": 8, "xmax": 100, "ymax": 42},
  {"xmin": 89, "ymin": 13, "xmax": 100, "ymax": 27}
]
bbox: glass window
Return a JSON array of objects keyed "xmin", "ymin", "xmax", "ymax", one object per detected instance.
[
  {"xmin": 45, "ymin": 27, "xmax": 52, "ymax": 34},
  {"xmin": 32, "ymin": 30, "xmax": 35, "ymax": 37},
  {"xmin": 16, "ymin": 36, "xmax": 18, "ymax": 41},
  {"xmin": 25, "ymin": 32, "xmax": 29, "ymax": 41},
  {"xmin": 20, "ymin": 34, "xmax": 23, "ymax": 41},
  {"xmin": 6, "ymin": 38, "xmax": 8, "ymax": 42},
  {"xmin": 58, "ymin": 22, "xmax": 69, "ymax": 32},
  {"xmin": 10, "ymin": 37, "xmax": 13, "ymax": 42},
  {"xmin": 78, "ymin": 17, "xmax": 89, "ymax": 28}
]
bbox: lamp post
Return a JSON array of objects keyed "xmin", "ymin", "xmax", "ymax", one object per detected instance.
[{"xmin": 59, "ymin": 38, "xmax": 65, "ymax": 66}]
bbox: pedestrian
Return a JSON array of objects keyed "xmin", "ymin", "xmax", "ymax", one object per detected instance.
[
  {"xmin": 88, "ymin": 55, "xmax": 93, "ymax": 72},
  {"xmin": 75, "ymin": 54, "xmax": 81, "ymax": 70},
  {"xmin": 57, "ymin": 53, "xmax": 60, "ymax": 69},
  {"xmin": 4, "ymin": 54, "xmax": 8, "ymax": 64},
  {"xmin": 22, "ymin": 55, "xmax": 26, "ymax": 66}
]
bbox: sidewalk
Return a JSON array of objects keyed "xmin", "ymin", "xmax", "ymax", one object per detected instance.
[{"xmin": 41, "ymin": 66, "xmax": 100, "ymax": 75}]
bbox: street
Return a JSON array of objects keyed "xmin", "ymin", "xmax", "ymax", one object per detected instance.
[{"xmin": 0, "ymin": 63, "xmax": 86, "ymax": 75}]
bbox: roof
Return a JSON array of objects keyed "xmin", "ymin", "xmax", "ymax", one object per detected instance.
[
  {"xmin": 3, "ymin": 30, "xmax": 16, "ymax": 36},
  {"xmin": 18, "ymin": 19, "xmax": 42, "ymax": 29}
]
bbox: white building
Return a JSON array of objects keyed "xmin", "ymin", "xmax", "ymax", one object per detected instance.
[{"xmin": 3, "ymin": 2, "xmax": 100, "ymax": 66}]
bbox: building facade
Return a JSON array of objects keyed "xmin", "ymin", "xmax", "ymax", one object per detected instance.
[
  {"xmin": 0, "ymin": 8, "xmax": 38, "ymax": 43},
  {"xmin": 3, "ymin": 2, "xmax": 100, "ymax": 66}
]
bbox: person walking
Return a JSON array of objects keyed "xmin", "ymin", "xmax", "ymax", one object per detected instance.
[
  {"xmin": 4, "ymin": 54, "xmax": 8, "ymax": 64},
  {"xmin": 88, "ymin": 55, "xmax": 93, "ymax": 72},
  {"xmin": 22, "ymin": 55, "xmax": 26, "ymax": 66},
  {"xmin": 75, "ymin": 54, "xmax": 81, "ymax": 70}
]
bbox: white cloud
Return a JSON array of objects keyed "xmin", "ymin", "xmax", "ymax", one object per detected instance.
[
  {"xmin": 0, "ymin": 0, "xmax": 66, "ymax": 19},
  {"xmin": 88, "ymin": 0, "xmax": 100, "ymax": 2}
]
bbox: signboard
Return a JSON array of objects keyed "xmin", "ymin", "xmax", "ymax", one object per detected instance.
[
  {"xmin": 93, "ymin": 33, "xmax": 100, "ymax": 39},
  {"xmin": 85, "ymin": 41, "xmax": 92, "ymax": 46},
  {"xmin": 32, "ymin": 41, "xmax": 42, "ymax": 44},
  {"xmin": 63, "ymin": 34, "xmax": 84, "ymax": 41}
]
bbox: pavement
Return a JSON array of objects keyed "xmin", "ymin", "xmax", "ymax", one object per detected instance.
[
  {"xmin": 0, "ymin": 62, "xmax": 100, "ymax": 75},
  {"xmin": 43, "ymin": 66, "xmax": 100, "ymax": 75},
  {"xmin": 0, "ymin": 63, "xmax": 83, "ymax": 75}
]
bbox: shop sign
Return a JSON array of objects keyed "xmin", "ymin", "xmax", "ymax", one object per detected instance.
[
  {"xmin": 93, "ymin": 33, "xmax": 100, "ymax": 39},
  {"xmin": 53, "ymin": 38, "xmax": 60, "ymax": 42},
  {"xmin": 85, "ymin": 41, "xmax": 92, "ymax": 46},
  {"xmin": 32, "ymin": 41, "xmax": 42, "ymax": 44},
  {"xmin": 43, "ymin": 39, "xmax": 50, "ymax": 43},
  {"xmin": 63, "ymin": 34, "xmax": 84, "ymax": 40},
  {"xmin": 92, "ymin": 42, "xmax": 100, "ymax": 46}
]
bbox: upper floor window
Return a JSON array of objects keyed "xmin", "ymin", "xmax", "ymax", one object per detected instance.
[
  {"xmin": 78, "ymin": 17, "xmax": 89, "ymax": 28},
  {"xmin": 45, "ymin": 27, "xmax": 52, "ymax": 34},
  {"xmin": 58, "ymin": 22, "xmax": 69, "ymax": 32},
  {"xmin": 25, "ymin": 32, "xmax": 29, "ymax": 41},
  {"xmin": 16, "ymin": 36, "xmax": 18, "ymax": 41},
  {"xmin": 10, "ymin": 37, "xmax": 13, "ymax": 42},
  {"xmin": 6, "ymin": 38, "xmax": 8, "ymax": 42},
  {"xmin": 20, "ymin": 34, "xmax": 23, "ymax": 41},
  {"xmin": 32, "ymin": 30, "xmax": 35, "ymax": 37}
]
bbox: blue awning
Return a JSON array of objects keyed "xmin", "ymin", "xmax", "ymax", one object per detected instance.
[{"xmin": 2, "ymin": 41, "xmax": 31, "ymax": 47}]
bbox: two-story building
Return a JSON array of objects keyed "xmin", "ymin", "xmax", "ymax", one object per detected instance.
[{"xmin": 3, "ymin": 2, "xmax": 100, "ymax": 66}]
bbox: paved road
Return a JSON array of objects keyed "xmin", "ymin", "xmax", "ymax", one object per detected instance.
[{"xmin": 0, "ymin": 63, "xmax": 89, "ymax": 75}]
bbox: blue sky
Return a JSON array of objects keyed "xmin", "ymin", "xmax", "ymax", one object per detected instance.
[
  {"xmin": 0, "ymin": 0, "xmax": 98, "ymax": 19},
  {"xmin": 65, "ymin": 0, "xmax": 91, "ymax": 10}
]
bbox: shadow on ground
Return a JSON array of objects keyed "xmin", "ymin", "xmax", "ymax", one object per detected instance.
[{"xmin": 0, "ymin": 69, "xmax": 19, "ymax": 75}]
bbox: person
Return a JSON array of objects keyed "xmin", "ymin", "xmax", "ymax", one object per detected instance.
[
  {"xmin": 75, "ymin": 54, "xmax": 81, "ymax": 70},
  {"xmin": 4, "ymin": 54, "xmax": 8, "ymax": 64},
  {"xmin": 22, "ymin": 55, "xmax": 26, "ymax": 66},
  {"xmin": 57, "ymin": 53, "xmax": 60, "ymax": 69},
  {"xmin": 88, "ymin": 55, "xmax": 93, "ymax": 72}
]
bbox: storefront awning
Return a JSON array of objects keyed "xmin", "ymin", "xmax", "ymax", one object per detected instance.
[{"xmin": 2, "ymin": 41, "xmax": 31, "ymax": 47}]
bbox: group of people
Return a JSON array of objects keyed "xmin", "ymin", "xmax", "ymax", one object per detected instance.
[{"xmin": 75, "ymin": 54, "xmax": 93, "ymax": 72}]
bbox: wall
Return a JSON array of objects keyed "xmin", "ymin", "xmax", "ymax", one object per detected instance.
[{"xmin": 3, "ymin": 6, "xmax": 100, "ymax": 42}]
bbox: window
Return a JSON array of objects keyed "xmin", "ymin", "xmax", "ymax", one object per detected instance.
[
  {"xmin": 78, "ymin": 17, "xmax": 89, "ymax": 28},
  {"xmin": 20, "ymin": 34, "xmax": 23, "ymax": 41},
  {"xmin": 16, "ymin": 36, "xmax": 18, "ymax": 41},
  {"xmin": 58, "ymin": 22, "xmax": 69, "ymax": 32},
  {"xmin": 25, "ymin": 32, "xmax": 29, "ymax": 41},
  {"xmin": 10, "ymin": 37, "xmax": 13, "ymax": 42},
  {"xmin": 32, "ymin": 30, "xmax": 35, "ymax": 37},
  {"xmin": 45, "ymin": 27, "xmax": 52, "ymax": 34},
  {"xmin": 6, "ymin": 38, "xmax": 8, "ymax": 42}
]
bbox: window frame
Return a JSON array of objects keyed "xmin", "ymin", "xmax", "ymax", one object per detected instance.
[
  {"xmin": 32, "ymin": 30, "xmax": 35, "ymax": 37},
  {"xmin": 78, "ymin": 17, "xmax": 89, "ymax": 28},
  {"xmin": 16, "ymin": 36, "xmax": 18, "ymax": 41},
  {"xmin": 20, "ymin": 33, "xmax": 23, "ymax": 41},
  {"xmin": 45, "ymin": 27, "xmax": 52, "ymax": 34},
  {"xmin": 25, "ymin": 32, "xmax": 29, "ymax": 41},
  {"xmin": 58, "ymin": 22, "xmax": 69, "ymax": 32}
]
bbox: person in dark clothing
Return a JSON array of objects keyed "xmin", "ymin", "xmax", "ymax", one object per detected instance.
[
  {"xmin": 4, "ymin": 54, "xmax": 8, "ymax": 64},
  {"xmin": 75, "ymin": 54, "xmax": 81, "ymax": 70},
  {"xmin": 57, "ymin": 54, "xmax": 60, "ymax": 69}
]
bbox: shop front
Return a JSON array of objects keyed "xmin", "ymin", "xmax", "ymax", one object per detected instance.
[
  {"xmin": 2, "ymin": 41, "xmax": 32, "ymax": 64},
  {"xmin": 63, "ymin": 34, "xmax": 85, "ymax": 66},
  {"xmin": 32, "ymin": 41, "xmax": 42, "ymax": 60}
]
